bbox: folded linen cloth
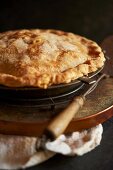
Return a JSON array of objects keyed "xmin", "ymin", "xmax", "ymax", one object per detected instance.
[
  {"xmin": 0, "ymin": 124, "xmax": 103, "ymax": 169},
  {"xmin": 45, "ymin": 124, "xmax": 103, "ymax": 156}
]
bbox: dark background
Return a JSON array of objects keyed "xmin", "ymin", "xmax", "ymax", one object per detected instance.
[
  {"xmin": 0, "ymin": 0, "xmax": 113, "ymax": 43},
  {"xmin": 0, "ymin": 0, "xmax": 113, "ymax": 170}
]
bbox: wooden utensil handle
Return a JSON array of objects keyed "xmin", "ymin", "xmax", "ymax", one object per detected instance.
[{"xmin": 45, "ymin": 96, "xmax": 85, "ymax": 139}]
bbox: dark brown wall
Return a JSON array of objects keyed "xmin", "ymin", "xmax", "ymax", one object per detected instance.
[{"xmin": 0, "ymin": 0, "xmax": 113, "ymax": 43}]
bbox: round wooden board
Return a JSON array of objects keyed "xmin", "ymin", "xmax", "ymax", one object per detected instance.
[{"xmin": 0, "ymin": 37, "xmax": 113, "ymax": 137}]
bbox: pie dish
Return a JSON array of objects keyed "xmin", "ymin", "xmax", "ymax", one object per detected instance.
[{"xmin": 0, "ymin": 29, "xmax": 105, "ymax": 89}]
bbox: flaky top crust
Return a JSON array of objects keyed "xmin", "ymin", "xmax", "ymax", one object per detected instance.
[{"xmin": 0, "ymin": 29, "xmax": 105, "ymax": 88}]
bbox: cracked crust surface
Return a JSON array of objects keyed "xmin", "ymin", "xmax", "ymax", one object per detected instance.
[{"xmin": 0, "ymin": 29, "xmax": 105, "ymax": 88}]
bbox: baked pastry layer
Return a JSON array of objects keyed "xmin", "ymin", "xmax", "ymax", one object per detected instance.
[{"xmin": 0, "ymin": 29, "xmax": 105, "ymax": 88}]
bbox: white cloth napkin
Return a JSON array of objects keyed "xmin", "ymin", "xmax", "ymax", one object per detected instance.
[
  {"xmin": 45, "ymin": 124, "xmax": 103, "ymax": 156},
  {"xmin": 0, "ymin": 124, "xmax": 103, "ymax": 169}
]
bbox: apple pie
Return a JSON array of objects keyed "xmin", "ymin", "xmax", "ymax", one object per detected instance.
[{"xmin": 0, "ymin": 29, "xmax": 105, "ymax": 88}]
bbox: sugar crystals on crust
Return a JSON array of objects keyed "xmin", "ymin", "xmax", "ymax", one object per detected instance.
[{"xmin": 0, "ymin": 29, "xmax": 105, "ymax": 88}]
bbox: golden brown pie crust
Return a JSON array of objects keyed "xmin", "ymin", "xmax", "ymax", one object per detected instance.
[{"xmin": 0, "ymin": 29, "xmax": 105, "ymax": 88}]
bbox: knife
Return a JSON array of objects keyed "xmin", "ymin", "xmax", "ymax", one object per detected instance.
[{"xmin": 44, "ymin": 73, "xmax": 108, "ymax": 140}]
